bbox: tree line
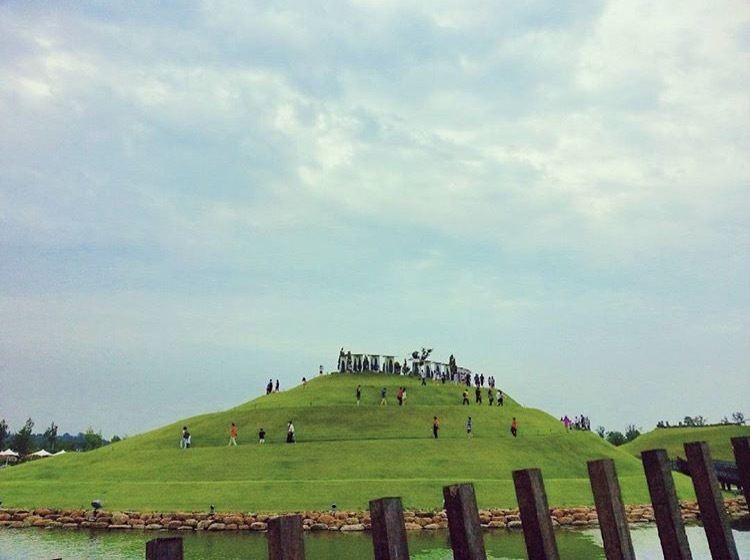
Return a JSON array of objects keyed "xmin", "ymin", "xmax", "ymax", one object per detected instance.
[{"xmin": 0, "ymin": 418, "xmax": 122, "ymax": 456}]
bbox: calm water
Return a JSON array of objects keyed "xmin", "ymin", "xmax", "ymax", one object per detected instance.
[{"xmin": 0, "ymin": 525, "xmax": 749, "ymax": 559}]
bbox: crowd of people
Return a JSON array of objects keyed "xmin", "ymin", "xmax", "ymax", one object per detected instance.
[{"xmin": 560, "ymin": 415, "xmax": 591, "ymax": 431}]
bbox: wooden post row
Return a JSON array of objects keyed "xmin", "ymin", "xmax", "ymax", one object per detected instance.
[
  {"xmin": 267, "ymin": 514, "xmax": 306, "ymax": 560},
  {"xmin": 587, "ymin": 459, "xmax": 635, "ymax": 560},
  {"xmin": 512, "ymin": 468, "xmax": 560, "ymax": 560},
  {"xmin": 731, "ymin": 436, "xmax": 750, "ymax": 511},
  {"xmin": 684, "ymin": 441, "xmax": 739, "ymax": 560},
  {"xmin": 641, "ymin": 449, "xmax": 692, "ymax": 560},
  {"xmin": 370, "ymin": 497, "xmax": 410, "ymax": 560},
  {"xmin": 443, "ymin": 483, "xmax": 487, "ymax": 560},
  {"xmin": 146, "ymin": 537, "xmax": 183, "ymax": 560}
]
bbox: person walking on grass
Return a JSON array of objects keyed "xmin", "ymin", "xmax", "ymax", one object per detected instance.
[
  {"xmin": 433, "ymin": 416, "xmax": 440, "ymax": 439},
  {"xmin": 181, "ymin": 426, "xmax": 191, "ymax": 449},
  {"xmin": 511, "ymin": 417, "xmax": 518, "ymax": 438},
  {"xmin": 488, "ymin": 388, "xmax": 494, "ymax": 406},
  {"xmin": 258, "ymin": 427, "xmax": 266, "ymax": 444},
  {"xmin": 402, "ymin": 387, "xmax": 407, "ymax": 406},
  {"xmin": 286, "ymin": 421, "xmax": 295, "ymax": 443},
  {"xmin": 275, "ymin": 379, "xmax": 280, "ymax": 393},
  {"xmin": 462, "ymin": 390, "xmax": 470, "ymax": 405},
  {"xmin": 356, "ymin": 384, "xmax": 362, "ymax": 406},
  {"xmin": 475, "ymin": 386, "xmax": 482, "ymax": 404},
  {"xmin": 380, "ymin": 387, "xmax": 387, "ymax": 406},
  {"xmin": 397, "ymin": 386, "xmax": 404, "ymax": 406},
  {"xmin": 228, "ymin": 422, "xmax": 238, "ymax": 446},
  {"xmin": 497, "ymin": 389, "xmax": 504, "ymax": 407},
  {"xmin": 466, "ymin": 416, "xmax": 473, "ymax": 439}
]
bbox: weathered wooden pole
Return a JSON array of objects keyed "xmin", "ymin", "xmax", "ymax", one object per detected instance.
[
  {"xmin": 267, "ymin": 514, "xmax": 305, "ymax": 560},
  {"xmin": 587, "ymin": 459, "xmax": 635, "ymax": 560},
  {"xmin": 443, "ymin": 483, "xmax": 487, "ymax": 560},
  {"xmin": 145, "ymin": 537, "xmax": 183, "ymax": 560},
  {"xmin": 731, "ymin": 436, "xmax": 750, "ymax": 510},
  {"xmin": 641, "ymin": 449, "xmax": 692, "ymax": 560},
  {"xmin": 684, "ymin": 441, "xmax": 739, "ymax": 560},
  {"xmin": 512, "ymin": 468, "xmax": 560, "ymax": 560},
  {"xmin": 369, "ymin": 497, "xmax": 410, "ymax": 560}
]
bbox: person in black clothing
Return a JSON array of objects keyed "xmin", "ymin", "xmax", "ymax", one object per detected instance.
[
  {"xmin": 266, "ymin": 379, "xmax": 273, "ymax": 395},
  {"xmin": 480, "ymin": 374, "xmax": 485, "ymax": 386},
  {"xmin": 475, "ymin": 386, "xmax": 482, "ymax": 404},
  {"xmin": 432, "ymin": 416, "xmax": 440, "ymax": 439},
  {"xmin": 356, "ymin": 384, "xmax": 361, "ymax": 405},
  {"xmin": 488, "ymin": 388, "xmax": 494, "ymax": 406},
  {"xmin": 275, "ymin": 379, "xmax": 280, "ymax": 392}
]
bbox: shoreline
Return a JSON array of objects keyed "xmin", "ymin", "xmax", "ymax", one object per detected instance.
[{"xmin": 0, "ymin": 498, "xmax": 746, "ymax": 533}]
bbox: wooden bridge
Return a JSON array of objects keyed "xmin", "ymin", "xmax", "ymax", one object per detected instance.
[
  {"xmin": 144, "ymin": 436, "xmax": 750, "ymax": 560},
  {"xmin": 673, "ymin": 456, "xmax": 743, "ymax": 492}
]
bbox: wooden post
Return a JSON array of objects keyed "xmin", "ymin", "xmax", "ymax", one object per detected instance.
[
  {"xmin": 512, "ymin": 468, "xmax": 560, "ymax": 560},
  {"xmin": 370, "ymin": 497, "xmax": 410, "ymax": 560},
  {"xmin": 267, "ymin": 514, "xmax": 305, "ymax": 560},
  {"xmin": 145, "ymin": 537, "xmax": 183, "ymax": 560},
  {"xmin": 443, "ymin": 483, "xmax": 487, "ymax": 560},
  {"xmin": 731, "ymin": 436, "xmax": 750, "ymax": 510},
  {"xmin": 587, "ymin": 459, "xmax": 635, "ymax": 560},
  {"xmin": 684, "ymin": 441, "xmax": 739, "ymax": 560},
  {"xmin": 641, "ymin": 449, "xmax": 692, "ymax": 560}
]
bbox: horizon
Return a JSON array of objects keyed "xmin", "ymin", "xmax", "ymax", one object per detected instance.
[{"xmin": 1, "ymin": 1, "xmax": 748, "ymax": 438}]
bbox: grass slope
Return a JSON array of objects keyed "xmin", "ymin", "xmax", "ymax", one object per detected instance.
[
  {"xmin": 622, "ymin": 425, "xmax": 750, "ymax": 462},
  {"xmin": 0, "ymin": 374, "xmax": 694, "ymax": 512}
]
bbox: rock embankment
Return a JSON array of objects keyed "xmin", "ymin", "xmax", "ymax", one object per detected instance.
[{"xmin": 0, "ymin": 498, "xmax": 745, "ymax": 532}]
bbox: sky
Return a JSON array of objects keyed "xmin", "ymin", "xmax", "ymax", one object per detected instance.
[{"xmin": 1, "ymin": 1, "xmax": 748, "ymax": 438}]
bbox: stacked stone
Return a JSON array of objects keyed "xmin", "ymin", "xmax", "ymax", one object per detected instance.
[{"xmin": 0, "ymin": 497, "xmax": 745, "ymax": 532}]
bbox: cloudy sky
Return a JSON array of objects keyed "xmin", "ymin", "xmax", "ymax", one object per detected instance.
[{"xmin": 1, "ymin": 1, "xmax": 748, "ymax": 438}]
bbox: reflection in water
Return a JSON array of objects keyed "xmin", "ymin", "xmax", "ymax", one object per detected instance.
[{"xmin": 0, "ymin": 525, "xmax": 748, "ymax": 559}]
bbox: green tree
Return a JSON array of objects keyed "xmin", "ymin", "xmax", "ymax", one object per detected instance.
[
  {"xmin": 606, "ymin": 431, "xmax": 626, "ymax": 446},
  {"xmin": 732, "ymin": 411, "xmax": 745, "ymax": 425},
  {"xmin": 624, "ymin": 424, "xmax": 641, "ymax": 443},
  {"xmin": 83, "ymin": 428, "xmax": 104, "ymax": 451},
  {"xmin": 0, "ymin": 418, "xmax": 9, "ymax": 450},
  {"xmin": 110, "ymin": 435, "xmax": 122, "ymax": 443},
  {"xmin": 595, "ymin": 426, "xmax": 606, "ymax": 439},
  {"xmin": 12, "ymin": 418, "xmax": 35, "ymax": 455},
  {"xmin": 43, "ymin": 421, "xmax": 59, "ymax": 452}
]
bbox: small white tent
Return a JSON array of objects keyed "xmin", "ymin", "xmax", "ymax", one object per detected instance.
[{"xmin": 30, "ymin": 449, "xmax": 53, "ymax": 458}]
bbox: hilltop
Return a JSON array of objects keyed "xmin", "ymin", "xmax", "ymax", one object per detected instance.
[
  {"xmin": 622, "ymin": 424, "xmax": 750, "ymax": 462},
  {"xmin": 0, "ymin": 374, "xmax": 694, "ymax": 512}
]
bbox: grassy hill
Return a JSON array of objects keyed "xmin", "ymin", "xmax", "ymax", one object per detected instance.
[
  {"xmin": 622, "ymin": 425, "xmax": 750, "ymax": 462},
  {"xmin": 0, "ymin": 374, "xmax": 694, "ymax": 512}
]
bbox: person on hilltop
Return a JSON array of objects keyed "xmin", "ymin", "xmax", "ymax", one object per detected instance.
[
  {"xmin": 488, "ymin": 388, "xmax": 494, "ymax": 406},
  {"xmin": 266, "ymin": 379, "xmax": 273, "ymax": 395},
  {"xmin": 380, "ymin": 387, "xmax": 387, "ymax": 406},
  {"xmin": 286, "ymin": 421, "xmax": 295, "ymax": 443},
  {"xmin": 497, "ymin": 389, "xmax": 504, "ymax": 407},
  {"xmin": 433, "ymin": 416, "xmax": 440, "ymax": 439},
  {"xmin": 302, "ymin": 376, "xmax": 307, "ymax": 388},
  {"xmin": 275, "ymin": 379, "xmax": 280, "ymax": 393},
  {"xmin": 181, "ymin": 426, "xmax": 191, "ymax": 449},
  {"xmin": 511, "ymin": 417, "xmax": 518, "ymax": 438},
  {"xmin": 319, "ymin": 364, "xmax": 324, "ymax": 376},
  {"xmin": 466, "ymin": 416, "xmax": 473, "ymax": 439},
  {"xmin": 228, "ymin": 422, "xmax": 238, "ymax": 447},
  {"xmin": 258, "ymin": 427, "xmax": 266, "ymax": 444},
  {"xmin": 356, "ymin": 384, "xmax": 362, "ymax": 406},
  {"xmin": 475, "ymin": 386, "xmax": 482, "ymax": 404},
  {"xmin": 462, "ymin": 389, "xmax": 470, "ymax": 406}
]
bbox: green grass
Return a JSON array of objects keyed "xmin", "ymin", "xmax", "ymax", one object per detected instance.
[
  {"xmin": 0, "ymin": 374, "xmax": 694, "ymax": 512},
  {"xmin": 621, "ymin": 424, "xmax": 750, "ymax": 462}
]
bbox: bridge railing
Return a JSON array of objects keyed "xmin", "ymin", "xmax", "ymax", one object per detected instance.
[{"xmin": 146, "ymin": 436, "xmax": 749, "ymax": 560}]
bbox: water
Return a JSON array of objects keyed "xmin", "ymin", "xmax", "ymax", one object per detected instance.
[{"xmin": 0, "ymin": 525, "xmax": 749, "ymax": 559}]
